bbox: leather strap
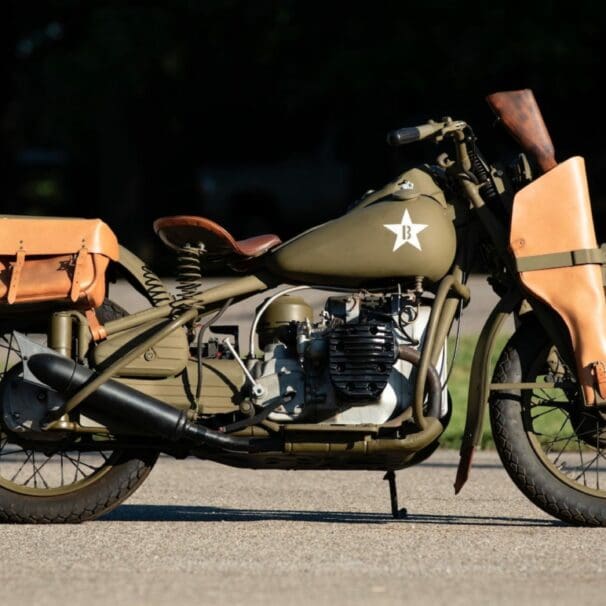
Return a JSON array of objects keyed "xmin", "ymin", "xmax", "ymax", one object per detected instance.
[
  {"xmin": 591, "ymin": 361, "xmax": 606, "ymax": 400},
  {"xmin": 70, "ymin": 247, "xmax": 88, "ymax": 302},
  {"xmin": 515, "ymin": 246, "xmax": 606, "ymax": 272},
  {"xmin": 7, "ymin": 250, "xmax": 26, "ymax": 304},
  {"xmin": 85, "ymin": 308, "xmax": 107, "ymax": 341}
]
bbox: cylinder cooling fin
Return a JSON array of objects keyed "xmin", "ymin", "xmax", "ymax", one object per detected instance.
[{"xmin": 328, "ymin": 322, "xmax": 397, "ymax": 400}]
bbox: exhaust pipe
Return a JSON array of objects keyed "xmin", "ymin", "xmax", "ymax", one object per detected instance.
[{"xmin": 28, "ymin": 353, "xmax": 277, "ymax": 453}]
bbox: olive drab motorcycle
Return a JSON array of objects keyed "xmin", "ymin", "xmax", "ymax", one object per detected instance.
[{"xmin": 2, "ymin": 89, "xmax": 606, "ymax": 525}]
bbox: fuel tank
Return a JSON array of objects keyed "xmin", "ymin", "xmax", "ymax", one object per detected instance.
[{"xmin": 266, "ymin": 168, "xmax": 457, "ymax": 286}]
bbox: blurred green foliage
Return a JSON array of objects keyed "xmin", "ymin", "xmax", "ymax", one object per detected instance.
[{"xmin": 441, "ymin": 334, "xmax": 510, "ymax": 449}]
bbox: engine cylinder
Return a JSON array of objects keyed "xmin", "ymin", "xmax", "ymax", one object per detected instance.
[{"xmin": 329, "ymin": 322, "xmax": 397, "ymax": 400}]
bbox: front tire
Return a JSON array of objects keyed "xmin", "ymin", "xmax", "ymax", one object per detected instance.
[{"xmin": 491, "ymin": 317, "xmax": 606, "ymax": 525}]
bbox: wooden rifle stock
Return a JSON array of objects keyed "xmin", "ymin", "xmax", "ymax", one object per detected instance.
[{"xmin": 486, "ymin": 89, "xmax": 557, "ymax": 173}]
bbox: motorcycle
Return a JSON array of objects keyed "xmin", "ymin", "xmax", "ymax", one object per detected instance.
[{"xmin": 1, "ymin": 89, "xmax": 605, "ymax": 525}]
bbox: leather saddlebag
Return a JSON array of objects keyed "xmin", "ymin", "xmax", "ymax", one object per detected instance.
[{"xmin": 0, "ymin": 217, "xmax": 119, "ymax": 309}]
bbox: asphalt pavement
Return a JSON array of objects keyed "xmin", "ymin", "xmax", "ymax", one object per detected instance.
[{"xmin": 2, "ymin": 450, "xmax": 606, "ymax": 606}]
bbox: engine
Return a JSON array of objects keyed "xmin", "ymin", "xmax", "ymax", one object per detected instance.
[{"xmin": 250, "ymin": 291, "xmax": 449, "ymax": 425}]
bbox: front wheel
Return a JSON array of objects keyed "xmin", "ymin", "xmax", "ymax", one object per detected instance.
[{"xmin": 490, "ymin": 317, "xmax": 606, "ymax": 526}]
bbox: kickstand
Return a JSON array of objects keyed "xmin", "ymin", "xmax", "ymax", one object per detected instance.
[{"xmin": 383, "ymin": 470, "xmax": 407, "ymax": 519}]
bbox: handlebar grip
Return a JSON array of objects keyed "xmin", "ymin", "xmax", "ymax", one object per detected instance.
[
  {"xmin": 386, "ymin": 122, "xmax": 447, "ymax": 146},
  {"xmin": 386, "ymin": 127, "xmax": 421, "ymax": 146}
]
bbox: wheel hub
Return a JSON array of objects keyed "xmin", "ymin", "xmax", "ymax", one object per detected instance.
[{"xmin": 0, "ymin": 370, "xmax": 66, "ymax": 441}]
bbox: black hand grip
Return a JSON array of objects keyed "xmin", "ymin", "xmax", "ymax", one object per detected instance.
[{"xmin": 386, "ymin": 127, "xmax": 421, "ymax": 146}]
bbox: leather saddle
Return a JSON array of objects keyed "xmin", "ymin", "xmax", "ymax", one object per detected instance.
[{"xmin": 153, "ymin": 215, "xmax": 281, "ymax": 266}]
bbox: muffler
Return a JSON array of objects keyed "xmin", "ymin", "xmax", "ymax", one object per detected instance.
[{"xmin": 28, "ymin": 353, "xmax": 277, "ymax": 453}]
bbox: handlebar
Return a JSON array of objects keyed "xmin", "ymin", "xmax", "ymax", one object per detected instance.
[
  {"xmin": 387, "ymin": 123, "xmax": 443, "ymax": 146},
  {"xmin": 386, "ymin": 119, "xmax": 467, "ymax": 147}
]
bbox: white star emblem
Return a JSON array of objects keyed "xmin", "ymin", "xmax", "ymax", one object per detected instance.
[{"xmin": 384, "ymin": 209, "xmax": 428, "ymax": 252}]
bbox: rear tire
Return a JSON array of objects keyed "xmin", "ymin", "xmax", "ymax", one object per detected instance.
[{"xmin": 0, "ymin": 439, "xmax": 157, "ymax": 523}]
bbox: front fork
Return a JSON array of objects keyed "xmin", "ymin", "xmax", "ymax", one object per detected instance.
[
  {"xmin": 454, "ymin": 289, "xmax": 521, "ymax": 493},
  {"xmin": 454, "ymin": 284, "xmax": 575, "ymax": 492}
]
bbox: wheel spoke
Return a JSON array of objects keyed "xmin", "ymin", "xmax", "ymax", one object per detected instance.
[
  {"xmin": 68, "ymin": 451, "xmax": 83, "ymax": 482},
  {"xmin": 10, "ymin": 450, "xmax": 33, "ymax": 482},
  {"xmin": 576, "ymin": 436, "xmax": 587, "ymax": 486},
  {"xmin": 63, "ymin": 451, "xmax": 99, "ymax": 480},
  {"xmin": 63, "ymin": 454, "xmax": 103, "ymax": 472},
  {"xmin": 0, "ymin": 434, "xmax": 114, "ymax": 491},
  {"xmin": 75, "ymin": 451, "xmax": 81, "ymax": 482},
  {"xmin": 32, "ymin": 452, "xmax": 38, "ymax": 488},
  {"xmin": 531, "ymin": 406, "xmax": 563, "ymax": 422},
  {"xmin": 544, "ymin": 432, "xmax": 575, "ymax": 448},
  {"xmin": 572, "ymin": 451, "xmax": 600, "ymax": 483},
  {"xmin": 541, "ymin": 425, "xmax": 605, "ymax": 448},
  {"xmin": 536, "ymin": 388, "xmax": 558, "ymax": 402},
  {"xmin": 545, "ymin": 413, "xmax": 572, "ymax": 458},
  {"xmin": 23, "ymin": 454, "xmax": 51, "ymax": 489}
]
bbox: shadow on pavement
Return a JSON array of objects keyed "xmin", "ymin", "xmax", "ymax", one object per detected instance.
[
  {"xmin": 101, "ymin": 504, "xmax": 562, "ymax": 527},
  {"xmin": 420, "ymin": 461, "xmax": 505, "ymax": 470}
]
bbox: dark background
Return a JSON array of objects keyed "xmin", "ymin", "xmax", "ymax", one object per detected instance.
[{"xmin": 2, "ymin": 1, "xmax": 605, "ymax": 270}]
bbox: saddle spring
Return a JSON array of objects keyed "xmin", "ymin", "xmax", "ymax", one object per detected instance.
[{"xmin": 176, "ymin": 243, "xmax": 204, "ymax": 300}]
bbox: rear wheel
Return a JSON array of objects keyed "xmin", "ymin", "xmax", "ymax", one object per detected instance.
[
  {"xmin": 491, "ymin": 318, "xmax": 606, "ymax": 526},
  {"xmin": 0, "ymin": 301, "xmax": 159, "ymax": 523},
  {"xmin": 0, "ymin": 430, "xmax": 157, "ymax": 523}
]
